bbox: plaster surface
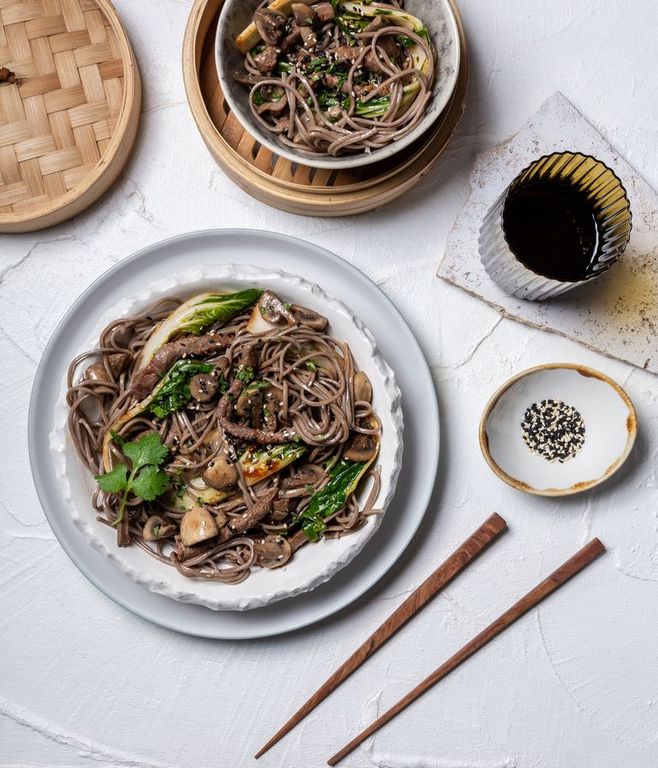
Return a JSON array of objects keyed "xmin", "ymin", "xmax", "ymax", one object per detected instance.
[{"xmin": 2, "ymin": 1, "xmax": 657, "ymax": 766}]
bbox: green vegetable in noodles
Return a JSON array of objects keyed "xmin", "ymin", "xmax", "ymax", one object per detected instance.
[
  {"xmin": 137, "ymin": 289, "xmax": 263, "ymax": 371},
  {"xmin": 299, "ymin": 459, "xmax": 368, "ymax": 541},
  {"xmin": 96, "ymin": 433, "xmax": 169, "ymax": 526},
  {"xmin": 149, "ymin": 360, "xmax": 214, "ymax": 418}
]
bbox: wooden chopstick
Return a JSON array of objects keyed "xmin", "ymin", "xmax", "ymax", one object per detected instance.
[
  {"xmin": 255, "ymin": 513, "xmax": 507, "ymax": 759},
  {"xmin": 328, "ymin": 537, "xmax": 606, "ymax": 766}
]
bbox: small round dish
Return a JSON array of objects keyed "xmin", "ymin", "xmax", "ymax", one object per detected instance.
[
  {"xmin": 479, "ymin": 363, "xmax": 637, "ymax": 497},
  {"xmin": 215, "ymin": 0, "xmax": 461, "ymax": 170}
]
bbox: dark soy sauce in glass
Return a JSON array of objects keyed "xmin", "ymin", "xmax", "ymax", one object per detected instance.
[{"xmin": 502, "ymin": 179, "xmax": 601, "ymax": 282}]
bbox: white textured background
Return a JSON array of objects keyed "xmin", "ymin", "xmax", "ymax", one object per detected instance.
[{"xmin": 2, "ymin": 1, "xmax": 658, "ymax": 766}]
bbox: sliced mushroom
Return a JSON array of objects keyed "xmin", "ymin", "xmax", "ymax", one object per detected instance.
[
  {"xmin": 143, "ymin": 515, "xmax": 176, "ymax": 541},
  {"xmin": 253, "ymin": 534, "xmax": 292, "ymax": 569},
  {"xmin": 190, "ymin": 373, "xmax": 217, "ymax": 403},
  {"xmin": 353, "ymin": 371, "xmax": 372, "ymax": 403},
  {"xmin": 343, "ymin": 432, "xmax": 378, "ymax": 463},
  {"xmin": 292, "ymin": 3, "xmax": 313, "ymax": 26},
  {"xmin": 290, "ymin": 304, "xmax": 328, "ymax": 330},
  {"xmin": 312, "ymin": 2, "xmax": 334, "ymax": 23},
  {"xmin": 253, "ymin": 8, "xmax": 287, "ymax": 45},
  {"xmin": 215, "ymin": 509, "xmax": 228, "ymax": 529},
  {"xmin": 84, "ymin": 363, "xmax": 112, "ymax": 383},
  {"xmin": 246, "ymin": 290, "xmax": 296, "ymax": 334},
  {"xmin": 281, "ymin": 464, "xmax": 324, "ymax": 491},
  {"xmin": 202, "ymin": 453, "xmax": 239, "ymax": 491},
  {"xmin": 180, "ymin": 506, "xmax": 219, "ymax": 547},
  {"xmin": 108, "ymin": 352, "xmax": 128, "ymax": 376}
]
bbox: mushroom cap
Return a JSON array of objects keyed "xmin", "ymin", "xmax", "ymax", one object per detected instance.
[
  {"xmin": 143, "ymin": 515, "xmax": 175, "ymax": 541},
  {"xmin": 253, "ymin": 534, "xmax": 293, "ymax": 569},
  {"xmin": 353, "ymin": 371, "xmax": 373, "ymax": 403},
  {"xmin": 84, "ymin": 362, "xmax": 111, "ymax": 383},
  {"xmin": 180, "ymin": 506, "xmax": 219, "ymax": 547},
  {"xmin": 202, "ymin": 453, "xmax": 239, "ymax": 491},
  {"xmin": 190, "ymin": 372, "xmax": 217, "ymax": 403},
  {"xmin": 343, "ymin": 432, "xmax": 378, "ymax": 463}
]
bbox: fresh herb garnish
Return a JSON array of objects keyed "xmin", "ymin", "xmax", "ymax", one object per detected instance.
[
  {"xmin": 245, "ymin": 380, "xmax": 270, "ymax": 393},
  {"xmin": 237, "ymin": 366, "xmax": 255, "ymax": 384},
  {"xmin": 149, "ymin": 360, "xmax": 214, "ymax": 418},
  {"xmin": 305, "ymin": 360, "xmax": 318, "ymax": 372},
  {"xmin": 96, "ymin": 433, "xmax": 169, "ymax": 526}
]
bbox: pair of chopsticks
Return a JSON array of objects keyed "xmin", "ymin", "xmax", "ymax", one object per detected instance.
[{"xmin": 255, "ymin": 513, "xmax": 605, "ymax": 765}]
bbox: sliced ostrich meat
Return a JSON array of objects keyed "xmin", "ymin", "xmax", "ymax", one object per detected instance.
[
  {"xmin": 130, "ymin": 334, "xmax": 232, "ymax": 399},
  {"xmin": 217, "ymin": 349, "xmax": 297, "ymax": 445},
  {"xmin": 218, "ymin": 488, "xmax": 278, "ymax": 542}
]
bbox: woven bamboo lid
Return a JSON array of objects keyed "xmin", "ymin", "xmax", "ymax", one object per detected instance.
[
  {"xmin": 183, "ymin": 0, "xmax": 468, "ymax": 217},
  {"xmin": 0, "ymin": 0, "xmax": 141, "ymax": 233}
]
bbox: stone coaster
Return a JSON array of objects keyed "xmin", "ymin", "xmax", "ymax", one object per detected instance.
[{"xmin": 438, "ymin": 92, "xmax": 658, "ymax": 375}]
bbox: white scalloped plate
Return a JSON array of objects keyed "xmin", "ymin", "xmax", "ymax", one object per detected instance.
[
  {"xmin": 29, "ymin": 229, "xmax": 439, "ymax": 638},
  {"xmin": 49, "ymin": 265, "xmax": 403, "ymax": 611}
]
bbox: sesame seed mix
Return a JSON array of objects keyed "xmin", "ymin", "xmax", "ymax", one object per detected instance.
[{"xmin": 521, "ymin": 399, "xmax": 586, "ymax": 463}]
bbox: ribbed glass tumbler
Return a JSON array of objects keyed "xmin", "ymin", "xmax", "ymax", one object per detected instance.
[{"xmin": 478, "ymin": 152, "xmax": 633, "ymax": 300}]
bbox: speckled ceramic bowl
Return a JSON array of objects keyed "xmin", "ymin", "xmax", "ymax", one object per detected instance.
[
  {"xmin": 480, "ymin": 364, "xmax": 637, "ymax": 497},
  {"xmin": 215, "ymin": 0, "xmax": 461, "ymax": 169}
]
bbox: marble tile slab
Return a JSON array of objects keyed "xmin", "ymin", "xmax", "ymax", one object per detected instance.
[{"xmin": 438, "ymin": 92, "xmax": 658, "ymax": 374}]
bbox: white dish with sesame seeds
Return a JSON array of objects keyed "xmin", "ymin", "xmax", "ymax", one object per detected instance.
[{"xmin": 479, "ymin": 363, "xmax": 637, "ymax": 497}]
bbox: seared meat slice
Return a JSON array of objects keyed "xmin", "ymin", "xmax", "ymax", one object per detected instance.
[
  {"xmin": 253, "ymin": 44, "xmax": 279, "ymax": 74},
  {"xmin": 131, "ymin": 334, "xmax": 232, "ymax": 399},
  {"xmin": 313, "ymin": 2, "xmax": 334, "ymax": 23},
  {"xmin": 253, "ymin": 8, "xmax": 287, "ymax": 45},
  {"xmin": 217, "ymin": 349, "xmax": 297, "ymax": 445},
  {"xmin": 217, "ymin": 488, "xmax": 278, "ymax": 541},
  {"xmin": 281, "ymin": 22, "xmax": 302, "ymax": 52},
  {"xmin": 270, "ymin": 498, "xmax": 293, "ymax": 523},
  {"xmin": 332, "ymin": 45, "xmax": 365, "ymax": 64},
  {"xmin": 292, "ymin": 3, "xmax": 313, "ymax": 26}
]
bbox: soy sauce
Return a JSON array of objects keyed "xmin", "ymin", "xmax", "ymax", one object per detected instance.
[{"xmin": 502, "ymin": 178, "xmax": 601, "ymax": 282}]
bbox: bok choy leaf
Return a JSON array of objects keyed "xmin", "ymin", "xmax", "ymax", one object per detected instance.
[
  {"xmin": 299, "ymin": 458, "xmax": 371, "ymax": 541},
  {"xmin": 137, "ymin": 289, "xmax": 263, "ymax": 371},
  {"xmin": 149, "ymin": 360, "xmax": 214, "ymax": 418}
]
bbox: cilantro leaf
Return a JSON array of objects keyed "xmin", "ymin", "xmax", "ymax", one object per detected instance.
[
  {"xmin": 131, "ymin": 465, "xmax": 170, "ymax": 501},
  {"xmin": 95, "ymin": 432, "xmax": 170, "ymax": 527},
  {"xmin": 95, "ymin": 464, "xmax": 128, "ymax": 493},
  {"xmin": 123, "ymin": 433, "xmax": 169, "ymax": 470}
]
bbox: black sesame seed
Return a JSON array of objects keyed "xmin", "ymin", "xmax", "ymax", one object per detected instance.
[{"xmin": 521, "ymin": 399, "xmax": 585, "ymax": 463}]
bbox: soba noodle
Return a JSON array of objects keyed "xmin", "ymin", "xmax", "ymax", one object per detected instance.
[
  {"xmin": 234, "ymin": 0, "xmax": 436, "ymax": 157},
  {"xmin": 66, "ymin": 290, "xmax": 382, "ymax": 585}
]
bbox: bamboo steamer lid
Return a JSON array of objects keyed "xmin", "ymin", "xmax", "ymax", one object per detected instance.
[{"xmin": 0, "ymin": 0, "xmax": 141, "ymax": 233}]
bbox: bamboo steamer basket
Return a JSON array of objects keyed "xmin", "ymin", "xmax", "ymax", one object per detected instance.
[
  {"xmin": 183, "ymin": 0, "xmax": 468, "ymax": 217},
  {"xmin": 0, "ymin": 0, "xmax": 141, "ymax": 233}
]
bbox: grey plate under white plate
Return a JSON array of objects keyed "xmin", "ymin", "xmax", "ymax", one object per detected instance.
[{"xmin": 28, "ymin": 230, "xmax": 440, "ymax": 639}]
